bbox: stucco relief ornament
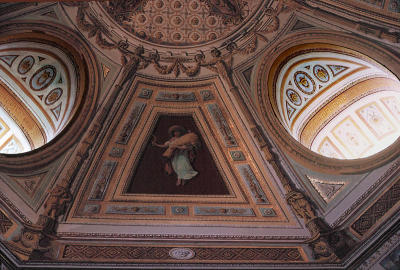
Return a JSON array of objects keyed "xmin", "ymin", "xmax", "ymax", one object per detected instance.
[
  {"xmin": 150, "ymin": 50, "xmax": 204, "ymax": 77},
  {"xmin": 169, "ymin": 248, "xmax": 195, "ymax": 260},
  {"xmin": 37, "ymin": 185, "xmax": 72, "ymax": 233},
  {"xmin": 116, "ymin": 40, "xmax": 149, "ymax": 89},
  {"xmin": 201, "ymin": 48, "xmax": 235, "ymax": 90},
  {"xmin": 103, "ymin": 0, "xmax": 149, "ymax": 23},
  {"xmin": 200, "ymin": 0, "xmax": 249, "ymax": 25}
]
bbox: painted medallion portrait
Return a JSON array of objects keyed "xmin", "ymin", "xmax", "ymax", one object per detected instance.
[{"xmin": 127, "ymin": 115, "xmax": 229, "ymax": 195}]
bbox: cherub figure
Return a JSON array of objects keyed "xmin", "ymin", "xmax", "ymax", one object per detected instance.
[{"xmin": 152, "ymin": 125, "xmax": 200, "ymax": 186}]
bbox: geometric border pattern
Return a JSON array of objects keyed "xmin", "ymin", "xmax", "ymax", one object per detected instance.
[
  {"xmin": 62, "ymin": 245, "xmax": 305, "ymax": 262},
  {"xmin": 351, "ymin": 178, "xmax": 400, "ymax": 236}
]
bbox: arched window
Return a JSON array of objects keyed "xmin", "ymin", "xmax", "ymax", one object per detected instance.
[
  {"xmin": 0, "ymin": 41, "xmax": 79, "ymax": 153},
  {"xmin": 0, "ymin": 23, "xmax": 99, "ymax": 169},
  {"xmin": 257, "ymin": 36, "xmax": 400, "ymax": 173},
  {"xmin": 275, "ymin": 50, "xmax": 400, "ymax": 159}
]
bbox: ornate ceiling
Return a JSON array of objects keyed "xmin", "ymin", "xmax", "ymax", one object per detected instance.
[
  {"xmin": 274, "ymin": 49, "xmax": 400, "ymax": 159},
  {"xmin": 0, "ymin": 1, "xmax": 400, "ymax": 269},
  {"xmin": 100, "ymin": 0, "xmax": 263, "ymax": 47},
  {"xmin": 0, "ymin": 40, "xmax": 80, "ymax": 153}
]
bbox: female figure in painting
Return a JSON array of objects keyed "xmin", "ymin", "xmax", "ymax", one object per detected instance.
[{"xmin": 152, "ymin": 125, "xmax": 200, "ymax": 186}]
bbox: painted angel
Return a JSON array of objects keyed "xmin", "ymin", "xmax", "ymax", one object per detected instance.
[{"xmin": 152, "ymin": 125, "xmax": 200, "ymax": 186}]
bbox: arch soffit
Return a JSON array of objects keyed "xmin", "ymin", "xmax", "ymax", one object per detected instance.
[
  {"xmin": 0, "ymin": 21, "xmax": 100, "ymax": 170},
  {"xmin": 255, "ymin": 30, "xmax": 400, "ymax": 174}
]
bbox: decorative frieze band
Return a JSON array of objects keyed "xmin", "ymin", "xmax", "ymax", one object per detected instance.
[
  {"xmin": 89, "ymin": 161, "xmax": 117, "ymax": 201},
  {"xmin": 106, "ymin": 205, "xmax": 165, "ymax": 215},
  {"xmin": 62, "ymin": 245, "xmax": 305, "ymax": 262},
  {"xmin": 138, "ymin": 88, "xmax": 153, "ymax": 99},
  {"xmin": 194, "ymin": 207, "xmax": 255, "ymax": 216},
  {"xmin": 156, "ymin": 91, "xmax": 196, "ymax": 102},
  {"xmin": 116, "ymin": 102, "xmax": 146, "ymax": 145},
  {"xmin": 237, "ymin": 164, "xmax": 269, "ymax": 204},
  {"xmin": 230, "ymin": 151, "xmax": 245, "ymax": 161},
  {"xmin": 207, "ymin": 103, "xmax": 237, "ymax": 147},
  {"xmin": 0, "ymin": 210, "xmax": 13, "ymax": 235},
  {"xmin": 200, "ymin": 90, "xmax": 214, "ymax": 101},
  {"xmin": 351, "ymin": 178, "xmax": 400, "ymax": 236}
]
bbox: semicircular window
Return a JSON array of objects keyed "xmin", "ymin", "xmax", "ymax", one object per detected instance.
[
  {"xmin": 275, "ymin": 50, "xmax": 400, "ymax": 159},
  {"xmin": 0, "ymin": 42, "xmax": 78, "ymax": 154}
]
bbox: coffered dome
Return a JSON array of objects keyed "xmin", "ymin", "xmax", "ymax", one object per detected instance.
[{"xmin": 99, "ymin": 0, "xmax": 263, "ymax": 48}]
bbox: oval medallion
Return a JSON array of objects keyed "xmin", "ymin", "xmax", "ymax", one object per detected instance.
[
  {"xmin": 17, "ymin": 56, "xmax": 35, "ymax": 75},
  {"xmin": 30, "ymin": 65, "xmax": 56, "ymax": 91},
  {"xmin": 294, "ymin": 71, "xmax": 315, "ymax": 95},
  {"xmin": 286, "ymin": 89, "xmax": 302, "ymax": 106},
  {"xmin": 169, "ymin": 248, "xmax": 195, "ymax": 260},
  {"xmin": 313, "ymin": 65, "xmax": 330, "ymax": 83},
  {"xmin": 45, "ymin": 88, "xmax": 63, "ymax": 105}
]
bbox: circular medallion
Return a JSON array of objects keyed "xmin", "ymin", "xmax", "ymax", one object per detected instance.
[
  {"xmin": 154, "ymin": 31, "xmax": 165, "ymax": 40},
  {"xmin": 169, "ymin": 248, "xmax": 195, "ymax": 260},
  {"xmin": 294, "ymin": 71, "xmax": 316, "ymax": 95},
  {"xmin": 17, "ymin": 56, "xmax": 35, "ymax": 75},
  {"xmin": 189, "ymin": 16, "xmax": 201, "ymax": 27},
  {"xmin": 45, "ymin": 87, "xmax": 63, "ymax": 105},
  {"xmin": 154, "ymin": 0, "xmax": 165, "ymax": 9},
  {"xmin": 30, "ymin": 65, "xmax": 56, "ymax": 91},
  {"xmin": 190, "ymin": 32, "xmax": 201, "ymax": 42},
  {"xmin": 286, "ymin": 89, "xmax": 302, "ymax": 106},
  {"xmin": 313, "ymin": 65, "xmax": 330, "ymax": 83},
  {"xmin": 153, "ymin": 15, "xmax": 164, "ymax": 25},
  {"xmin": 171, "ymin": 32, "xmax": 183, "ymax": 42},
  {"xmin": 171, "ymin": 0, "xmax": 184, "ymax": 11},
  {"xmin": 207, "ymin": 32, "xmax": 217, "ymax": 41},
  {"xmin": 136, "ymin": 14, "xmax": 147, "ymax": 24},
  {"xmin": 189, "ymin": 0, "xmax": 201, "ymax": 11},
  {"xmin": 170, "ymin": 15, "xmax": 184, "ymax": 27}
]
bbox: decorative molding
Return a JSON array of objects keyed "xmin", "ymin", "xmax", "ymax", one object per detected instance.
[
  {"xmin": 62, "ymin": 245, "xmax": 305, "ymax": 262},
  {"xmin": 207, "ymin": 103, "xmax": 237, "ymax": 147},
  {"xmin": 260, "ymin": 208, "xmax": 277, "ymax": 217},
  {"xmin": 358, "ymin": 230, "xmax": 400, "ymax": 270},
  {"xmin": 169, "ymin": 248, "xmax": 195, "ymax": 260},
  {"xmin": 89, "ymin": 161, "xmax": 117, "ymax": 201},
  {"xmin": 230, "ymin": 151, "xmax": 246, "ymax": 161},
  {"xmin": 0, "ymin": 210, "xmax": 12, "ymax": 235},
  {"xmin": 171, "ymin": 206, "xmax": 188, "ymax": 215},
  {"xmin": 237, "ymin": 164, "xmax": 269, "ymax": 204},
  {"xmin": 116, "ymin": 102, "xmax": 146, "ymax": 145},
  {"xmin": 0, "ymin": 190, "xmax": 31, "ymax": 224},
  {"xmin": 105, "ymin": 205, "xmax": 165, "ymax": 215},
  {"xmin": 138, "ymin": 88, "xmax": 153, "ymax": 99},
  {"xmin": 155, "ymin": 91, "xmax": 196, "ymax": 102},
  {"xmin": 194, "ymin": 207, "xmax": 255, "ymax": 216},
  {"xmin": 82, "ymin": 204, "xmax": 100, "ymax": 215},
  {"xmin": 10, "ymin": 173, "xmax": 46, "ymax": 197},
  {"xmin": 200, "ymin": 90, "xmax": 214, "ymax": 101},
  {"xmin": 307, "ymin": 176, "xmax": 346, "ymax": 203},
  {"xmin": 333, "ymin": 160, "xmax": 400, "ymax": 227},
  {"xmin": 109, "ymin": 147, "xmax": 124, "ymax": 158},
  {"xmin": 351, "ymin": 178, "xmax": 400, "ymax": 236}
]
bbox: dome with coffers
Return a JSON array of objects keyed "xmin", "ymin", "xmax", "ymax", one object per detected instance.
[{"xmin": 100, "ymin": 0, "xmax": 263, "ymax": 47}]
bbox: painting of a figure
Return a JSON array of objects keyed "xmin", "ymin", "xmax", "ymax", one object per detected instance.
[
  {"xmin": 127, "ymin": 115, "xmax": 229, "ymax": 195},
  {"xmin": 152, "ymin": 125, "xmax": 200, "ymax": 186}
]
